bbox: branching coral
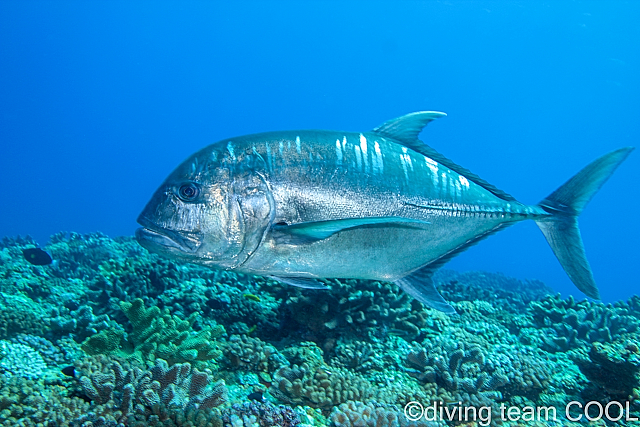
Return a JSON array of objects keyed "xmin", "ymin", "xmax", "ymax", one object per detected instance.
[
  {"xmin": 406, "ymin": 343, "xmax": 507, "ymax": 397},
  {"xmin": 528, "ymin": 294, "xmax": 640, "ymax": 351},
  {"xmin": 75, "ymin": 356, "xmax": 227, "ymax": 425},
  {"xmin": 82, "ymin": 298, "xmax": 223, "ymax": 365},
  {"xmin": 47, "ymin": 304, "xmax": 114, "ymax": 343},
  {"xmin": 284, "ymin": 279, "xmax": 429, "ymax": 342}
]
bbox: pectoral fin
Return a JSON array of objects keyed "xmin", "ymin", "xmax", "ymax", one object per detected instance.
[{"xmin": 272, "ymin": 217, "xmax": 429, "ymax": 244}]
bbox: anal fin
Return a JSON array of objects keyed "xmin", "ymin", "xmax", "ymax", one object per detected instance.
[
  {"xmin": 395, "ymin": 266, "xmax": 455, "ymax": 314},
  {"xmin": 395, "ymin": 222, "xmax": 515, "ymax": 314}
]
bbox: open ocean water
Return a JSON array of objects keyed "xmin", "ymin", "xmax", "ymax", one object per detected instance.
[{"xmin": 0, "ymin": 2, "xmax": 639, "ymax": 426}]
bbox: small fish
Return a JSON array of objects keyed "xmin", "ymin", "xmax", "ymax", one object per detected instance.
[
  {"xmin": 22, "ymin": 248, "xmax": 52, "ymax": 266},
  {"xmin": 61, "ymin": 366, "xmax": 75, "ymax": 377},
  {"xmin": 243, "ymin": 293, "xmax": 261, "ymax": 302},
  {"xmin": 136, "ymin": 111, "xmax": 633, "ymax": 314},
  {"xmin": 247, "ymin": 390, "xmax": 264, "ymax": 401}
]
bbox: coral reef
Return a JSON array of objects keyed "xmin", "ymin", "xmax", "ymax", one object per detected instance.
[
  {"xmin": 526, "ymin": 294, "xmax": 640, "ymax": 352},
  {"xmin": 82, "ymin": 298, "xmax": 224, "ymax": 365},
  {"xmin": 0, "ymin": 375, "xmax": 91, "ymax": 426},
  {"xmin": 284, "ymin": 279, "xmax": 430, "ymax": 342},
  {"xmin": 0, "ymin": 293, "xmax": 48, "ymax": 339},
  {"xmin": 435, "ymin": 269, "xmax": 552, "ymax": 312},
  {"xmin": 0, "ymin": 341, "xmax": 47, "ymax": 380},
  {"xmin": 221, "ymin": 401, "xmax": 301, "ymax": 427},
  {"xmin": 73, "ymin": 355, "xmax": 227, "ymax": 425},
  {"xmin": 221, "ymin": 334, "xmax": 283, "ymax": 373},
  {"xmin": 330, "ymin": 401, "xmax": 440, "ymax": 427},
  {"xmin": 572, "ymin": 339, "xmax": 640, "ymax": 406},
  {"xmin": 271, "ymin": 362, "xmax": 373, "ymax": 410},
  {"xmin": 332, "ymin": 339, "xmax": 385, "ymax": 372},
  {"xmin": 405, "ymin": 341, "xmax": 507, "ymax": 412},
  {"xmin": 1, "ymin": 231, "xmax": 639, "ymax": 425}
]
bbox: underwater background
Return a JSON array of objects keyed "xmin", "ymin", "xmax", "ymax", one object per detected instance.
[{"xmin": 0, "ymin": 1, "xmax": 639, "ymax": 426}]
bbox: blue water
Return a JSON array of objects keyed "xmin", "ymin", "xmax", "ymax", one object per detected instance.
[{"xmin": 1, "ymin": 1, "xmax": 638, "ymax": 303}]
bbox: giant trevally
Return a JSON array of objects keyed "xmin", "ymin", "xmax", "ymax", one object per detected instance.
[{"xmin": 136, "ymin": 112, "xmax": 633, "ymax": 313}]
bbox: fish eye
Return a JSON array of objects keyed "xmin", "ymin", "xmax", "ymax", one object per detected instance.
[{"xmin": 177, "ymin": 182, "xmax": 200, "ymax": 202}]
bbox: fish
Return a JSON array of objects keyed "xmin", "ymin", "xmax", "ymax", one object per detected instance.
[
  {"xmin": 22, "ymin": 247, "xmax": 53, "ymax": 266},
  {"xmin": 136, "ymin": 111, "xmax": 633, "ymax": 313},
  {"xmin": 243, "ymin": 293, "xmax": 261, "ymax": 302},
  {"xmin": 247, "ymin": 390, "xmax": 264, "ymax": 401},
  {"xmin": 61, "ymin": 365, "xmax": 75, "ymax": 377}
]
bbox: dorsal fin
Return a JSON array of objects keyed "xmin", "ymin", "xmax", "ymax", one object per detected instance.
[
  {"xmin": 372, "ymin": 111, "xmax": 517, "ymax": 202},
  {"xmin": 373, "ymin": 111, "xmax": 447, "ymax": 145}
]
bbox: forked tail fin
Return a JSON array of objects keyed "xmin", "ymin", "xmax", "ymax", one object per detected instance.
[{"xmin": 536, "ymin": 147, "xmax": 634, "ymax": 299}]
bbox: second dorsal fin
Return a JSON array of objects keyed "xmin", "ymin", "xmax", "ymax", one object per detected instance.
[{"xmin": 372, "ymin": 111, "xmax": 517, "ymax": 202}]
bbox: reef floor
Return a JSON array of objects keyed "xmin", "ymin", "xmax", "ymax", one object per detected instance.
[{"xmin": 0, "ymin": 232, "xmax": 638, "ymax": 426}]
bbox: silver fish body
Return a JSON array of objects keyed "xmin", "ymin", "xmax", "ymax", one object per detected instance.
[{"xmin": 136, "ymin": 112, "xmax": 633, "ymax": 313}]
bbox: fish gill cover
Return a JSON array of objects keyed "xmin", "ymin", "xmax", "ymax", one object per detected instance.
[{"xmin": 0, "ymin": 1, "xmax": 639, "ymax": 426}]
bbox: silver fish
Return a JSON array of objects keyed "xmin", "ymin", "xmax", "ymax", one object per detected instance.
[{"xmin": 136, "ymin": 112, "xmax": 633, "ymax": 313}]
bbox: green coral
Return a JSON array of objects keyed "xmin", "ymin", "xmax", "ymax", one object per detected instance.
[
  {"xmin": 82, "ymin": 298, "xmax": 224, "ymax": 365},
  {"xmin": 0, "ymin": 293, "xmax": 47, "ymax": 339},
  {"xmin": 81, "ymin": 329, "xmax": 125, "ymax": 356}
]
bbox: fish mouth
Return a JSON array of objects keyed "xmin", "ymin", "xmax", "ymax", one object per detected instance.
[{"xmin": 135, "ymin": 218, "xmax": 200, "ymax": 255}]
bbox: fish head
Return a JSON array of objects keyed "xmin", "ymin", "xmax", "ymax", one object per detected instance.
[{"xmin": 136, "ymin": 141, "xmax": 273, "ymax": 269}]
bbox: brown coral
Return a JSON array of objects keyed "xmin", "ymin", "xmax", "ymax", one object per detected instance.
[
  {"xmin": 272, "ymin": 362, "xmax": 372, "ymax": 409},
  {"xmin": 0, "ymin": 375, "xmax": 90, "ymax": 426},
  {"xmin": 75, "ymin": 356, "xmax": 227, "ymax": 424},
  {"xmin": 221, "ymin": 334, "xmax": 282, "ymax": 372}
]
